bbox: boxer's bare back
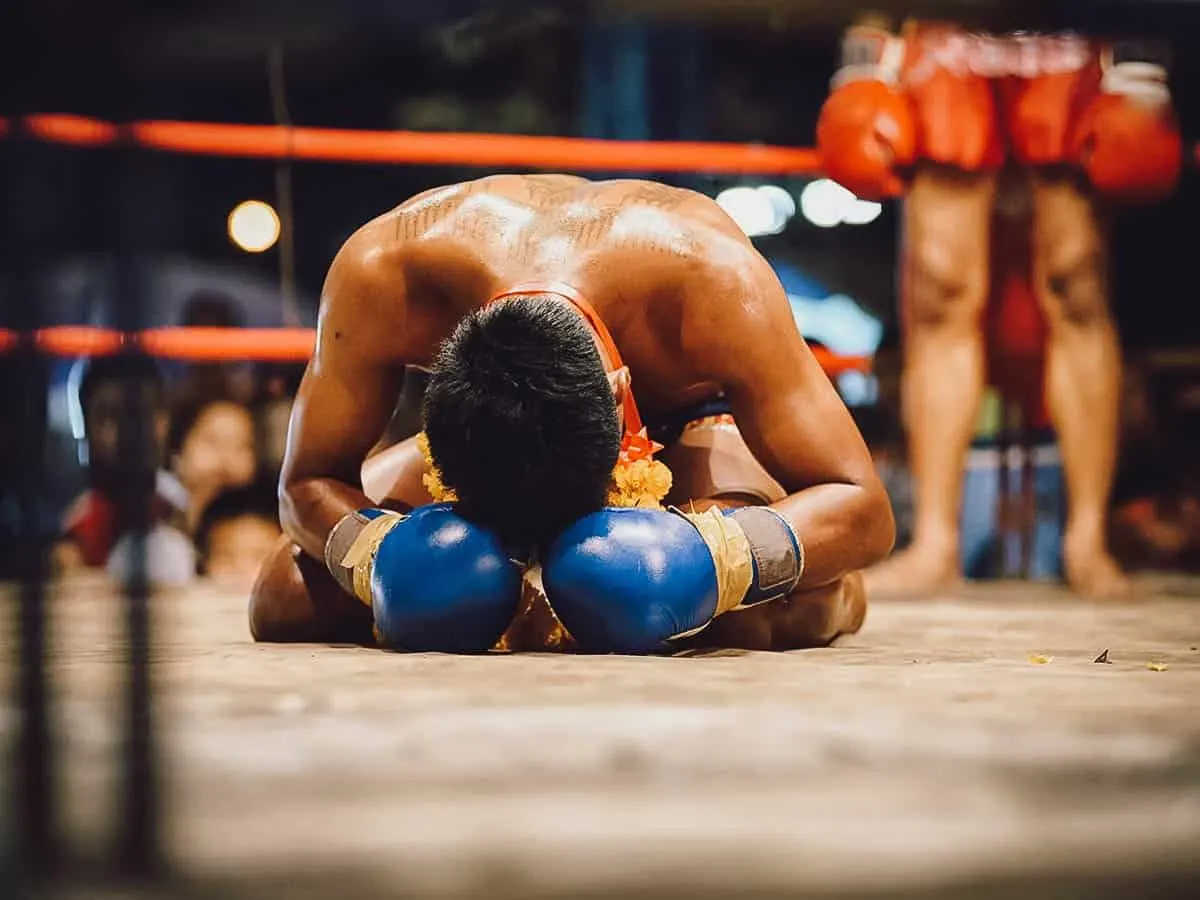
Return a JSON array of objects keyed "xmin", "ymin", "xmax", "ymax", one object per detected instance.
[{"xmin": 259, "ymin": 175, "xmax": 891, "ymax": 648}]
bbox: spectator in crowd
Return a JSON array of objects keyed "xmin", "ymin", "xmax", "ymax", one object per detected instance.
[
  {"xmin": 169, "ymin": 394, "xmax": 258, "ymax": 533},
  {"xmin": 195, "ymin": 481, "xmax": 282, "ymax": 585},
  {"xmin": 1110, "ymin": 366, "xmax": 1200, "ymax": 569},
  {"xmin": 56, "ymin": 355, "xmax": 190, "ymax": 572},
  {"xmin": 0, "ymin": 357, "xmax": 20, "ymax": 579},
  {"xmin": 254, "ymin": 363, "xmax": 305, "ymax": 479},
  {"xmin": 176, "ymin": 289, "xmax": 256, "ymax": 405}
]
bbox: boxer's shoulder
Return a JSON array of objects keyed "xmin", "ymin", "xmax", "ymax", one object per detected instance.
[
  {"xmin": 326, "ymin": 218, "xmax": 408, "ymax": 306},
  {"xmin": 672, "ymin": 248, "xmax": 781, "ymax": 360}
]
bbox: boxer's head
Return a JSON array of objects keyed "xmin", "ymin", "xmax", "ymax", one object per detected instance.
[{"xmin": 423, "ymin": 294, "xmax": 621, "ymax": 551}]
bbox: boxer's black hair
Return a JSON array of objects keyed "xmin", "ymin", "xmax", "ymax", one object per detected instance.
[{"xmin": 423, "ymin": 295, "xmax": 621, "ymax": 553}]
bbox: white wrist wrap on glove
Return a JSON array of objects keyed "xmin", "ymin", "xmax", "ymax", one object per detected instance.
[
  {"xmin": 1100, "ymin": 57, "xmax": 1171, "ymax": 108},
  {"xmin": 831, "ymin": 27, "xmax": 906, "ymax": 89},
  {"xmin": 325, "ymin": 511, "xmax": 406, "ymax": 604}
]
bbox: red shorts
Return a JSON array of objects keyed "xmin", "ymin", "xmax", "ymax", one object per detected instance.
[{"xmin": 900, "ymin": 23, "xmax": 1102, "ymax": 169}]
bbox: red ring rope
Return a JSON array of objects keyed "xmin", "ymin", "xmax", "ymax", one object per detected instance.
[
  {"xmin": 0, "ymin": 326, "xmax": 870, "ymax": 374},
  {"xmin": 2, "ymin": 114, "xmax": 822, "ymax": 175}
]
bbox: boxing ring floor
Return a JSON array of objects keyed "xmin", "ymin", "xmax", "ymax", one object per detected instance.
[{"xmin": 4, "ymin": 577, "xmax": 1200, "ymax": 899}]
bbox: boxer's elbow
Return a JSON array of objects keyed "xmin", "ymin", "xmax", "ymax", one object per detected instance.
[
  {"xmin": 277, "ymin": 476, "xmax": 304, "ymax": 537},
  {"xmin": 277, "ymin": 476, "xmax": 324, "ymax": 557},
  {"xmin": 853, "ymin": 478, "xmax": 896, "ymax": 565}
]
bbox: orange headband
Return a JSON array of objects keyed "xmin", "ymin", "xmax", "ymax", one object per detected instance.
[{"xmin": 486, "ymin": 281, "xmax": 661, "ymax": 462}]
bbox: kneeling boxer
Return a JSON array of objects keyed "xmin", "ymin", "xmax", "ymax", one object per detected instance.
[{"xmin": 250, "ymin": 175, "xmax": 894, "ymax": 652}]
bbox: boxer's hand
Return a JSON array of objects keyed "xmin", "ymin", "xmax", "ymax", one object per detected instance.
[
  {"xmin": 325, "ymin": 503, "xmax": 522, "ymax": 652},
  {"xmin": 540, "ymin": 507, "xmax": 803, "ymax": 652},
  {"xmin": 817, "ymin": 26, "xmax": 916, "ymax": 200},
  {"xmin": 1072, "ymin": 45, "xmax": 1182, "ymax": 202}
]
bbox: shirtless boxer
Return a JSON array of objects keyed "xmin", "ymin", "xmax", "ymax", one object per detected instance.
[
  {"xmin": 249, "ymin": 175, "xmax": 894, "ymax": 651},
  {"xmin": 818, "ymin": 19, "xmax": 1182, "ymax": 596}
]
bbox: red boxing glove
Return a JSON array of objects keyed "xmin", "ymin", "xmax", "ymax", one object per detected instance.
[
  {"xmin": 817, "ymin": 27, "xmax": 917, "ymax": 200},
  {"xmin": 1071, "ymin": 51, "xmax": 1183, "ymax": 203}
]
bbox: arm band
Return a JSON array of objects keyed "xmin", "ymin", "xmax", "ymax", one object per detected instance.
[
  {"xmin": 323, "ymin": 509, "xmax": 389, "ymax": 599},
  {"xmin": 724, "ymin": 506, "xmax": 805, "ymax": 607}
]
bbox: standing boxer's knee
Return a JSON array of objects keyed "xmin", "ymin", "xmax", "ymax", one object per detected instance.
[
  {"xmin": 904, "ymin": 173, "xmax": 992, "ymax": 332},
  {"xmin": 906, "ymin": 233, "xmax": 988, "ymax": 331},
  {"xmin": 1039, "ymin": 240, "xmax": 1109, "ymax": 328},
  {"xmin": 1032, "ymin": 175, "xmax": 1111, "ymax": 329}
]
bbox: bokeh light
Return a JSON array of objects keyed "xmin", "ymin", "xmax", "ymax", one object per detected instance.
[{"xmin": 227, "ymin": 200, "xmax": 281, "ymax": 253}]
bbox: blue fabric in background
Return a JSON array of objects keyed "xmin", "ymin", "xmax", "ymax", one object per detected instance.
[{"xmin": 960, "ymin": 444, "xmax": 1065, "ymax": 581}]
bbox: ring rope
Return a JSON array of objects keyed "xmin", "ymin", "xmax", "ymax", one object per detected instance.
[
  {"xmin": 0, "ymin": 325, "xmax": 870, "ymax": 372},
  {"xmin": 2, "ymin": 114, "xmax": 822, "ymax": 174},
  {"xmin": 6, "ymin": 114, "xmax": 1200, "ymax": 170}
]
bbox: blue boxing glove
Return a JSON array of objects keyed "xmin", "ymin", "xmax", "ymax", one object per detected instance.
[
  {"xmin": 541, "ymin": 506, "xmax": 805, "ymax": 652},
  {"xmin": 325, "ymin": 503, "xmax": 522, "ymax": 652}
]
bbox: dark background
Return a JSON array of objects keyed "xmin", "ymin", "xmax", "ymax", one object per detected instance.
[{"xmin": 4, "ymin": 0, "xmax": 1200, "ymax": 348}]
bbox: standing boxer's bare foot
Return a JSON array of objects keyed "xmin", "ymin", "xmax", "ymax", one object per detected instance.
[
  {"xmin": 863, "ymin": 542, "xmax": 961, "ymax": 598},
  {"xmin": 1063, "ymin": 532, "xmax": 1131, "ymax": 598}
]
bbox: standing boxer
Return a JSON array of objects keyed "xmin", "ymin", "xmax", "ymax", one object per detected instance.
[{"xmin": 818, "ymin": 19, "xmax": 1182, "ymax": 596}]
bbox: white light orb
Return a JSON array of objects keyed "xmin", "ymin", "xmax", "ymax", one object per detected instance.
[
  {"xmin": 756, "ymin": 184, "xmax": 797, "ymax": 234},
  {"xmin": 716, "ymin": 186, "xmax": 778, "ymax": 237},
  {"xmin": 799, "ymin": 179, "xmax": 856, "ymax": 228},
  {"xmin": 228, "ymin": 200, "xmax": 281, "ymax": 253},
  {"xmin": 843, "ymin": 199, "xmax": 884, "ymax": 226}
]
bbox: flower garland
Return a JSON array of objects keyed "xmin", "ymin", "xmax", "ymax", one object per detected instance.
[
  {"xmin": 416, "ymin": 431, "xmax": 672, "ymax": 509},
  {"xmin": 415, "ymin": 432, "xmax": 458, "ymax": 503}
]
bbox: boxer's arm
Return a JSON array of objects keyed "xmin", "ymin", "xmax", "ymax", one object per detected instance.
[
  {"xmin": 692, "ymin": 256, "xmax": 895, "ymax": 587},
  {"xmin": 279, "ymin": 242, "xmax": 407, "ymax": 561}
]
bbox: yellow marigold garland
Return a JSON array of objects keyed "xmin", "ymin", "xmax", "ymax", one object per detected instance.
[
  {"xmin": 416, "ymin": 432, "xmax": 458, "ymax": 503},
  {"xmin": 606, "ymin": 456, "xmax": 672, "ymax": 509},
  {"xmin": 416, "ymin": 431, "xmax": 672, "ymax": 509}
]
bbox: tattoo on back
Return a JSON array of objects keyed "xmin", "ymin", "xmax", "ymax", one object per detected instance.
[
  {"xmin": 397, "ymin": 201, "xmax": 442, "ymax": 241},
  {"xmin": 619, "ymin": 183, "xmax": 691, "ymax": 211},
  {"xmin": 523, "ymin": 176, "xmax": 581, "ymax": 206}
]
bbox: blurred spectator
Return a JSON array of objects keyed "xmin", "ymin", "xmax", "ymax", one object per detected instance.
[
  {"xmin": 0, "ymin": 357, "xmax": 20, "ymax": 578},
  {"xmin": 1110, "ymin": 363, "xmax": 1200, "ymax": 569},
  {"xmin": 254, "ymin": 363, "xmax": 305, "ymax": 479},
  {"xmin": 169, "ymin": 394, "xmax": 258, "ymax": 532},
  {"xmin": 1111, "ymin": 362, "xmax": 1170, "ymax": 509},
  {"xmin": 176, "ymin": 289, "xmax": 257, "ymax": 405},
  {"xmin": 56, "ymin": 355, "xmax": 189, "ymax": 572},
  {"xmin": 196, "ymin": 482, "xmax": 282, "ymax": 586},
  {"xmin": 106, "ymin": 524, "xmax": 197, "ymax": 587}
]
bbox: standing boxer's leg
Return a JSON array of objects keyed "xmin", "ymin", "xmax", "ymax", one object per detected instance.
[
  {"xmin": 866, "ymin": 166, "xmax": 997, "ymax": 595},
  {"xmin": 1030, "ymin": 174, "xmax": 1128, "ymax": 596}
]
